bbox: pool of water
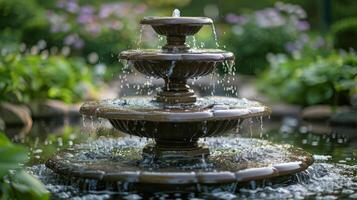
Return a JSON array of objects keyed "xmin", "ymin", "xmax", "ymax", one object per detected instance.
[{"xmin": 7, "ymin": 116, "xmax": 357, "ymax": 199}]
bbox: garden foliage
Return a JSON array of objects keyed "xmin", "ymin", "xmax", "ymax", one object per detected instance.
[
  {"xmin": 0, "ymin": 133, "xmax": 49, "ymax": 200},
  {"xmin": 0, "ymin": 51, "xmax": 96, "ymax": 104},
  {"xmin": 24, "ymin": 0, "xmax": 149, "ymax": 65},
  {"xmin": 332, "ymin": 17, "xmax": 357, "ymax": 50},
  {"xmin": 258, "ymin": 51, "xmax": 357, "ymax": 106},
  {"xmin": 223, "ymin": 2, "xmax": 309, "ymax": 74}
]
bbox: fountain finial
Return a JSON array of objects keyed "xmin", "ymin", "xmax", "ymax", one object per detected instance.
[{"xmin": 172, "ymin": 8, "xmax": 180, "ymax": 17}]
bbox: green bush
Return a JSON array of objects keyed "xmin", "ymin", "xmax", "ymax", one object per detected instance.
[
  {"xmin": 0, "ymin": 0, "xmax": 42, "ymax": 30},
  {"xmin": 25, "ymin": 1, "xmax": 151, "ymax": 65},
  {"xmin": 0, "ymin": 0, "xmax": 152, "ymax": 66},
  {"xmin": 332, "ymin": 17, "xmax": 357, "ymax": 50},
  {"xmin": 21, "ymin": 20, "xmax": 66, "ymax": 49},
  {"xmin": 258, "ymin": 52, "xmax": 357, "ymax": 106},
  {"xmin": 0, "ymin": 132, "xmax": 50, "ymax": 200},
  {"xmin": 223, "ymin": 2, "xmax": 309, "ymax": 75},
  {"xmin": 0, "ymin": 51, "xmax": 97, "ymax": 104},
  {"xmin": 332, "ymin": 0, "xmax": 357, "ymax": 22}
]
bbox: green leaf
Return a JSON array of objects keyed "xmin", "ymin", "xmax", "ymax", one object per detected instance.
[
  {"xmin": 0, "ymin": 133, "xmax": 28, "ymax": 178},
  {"xmin": 0, "ymin": 133, "xmax": 12, "ymax": 146},
  {"xmin": 6, "ymin": 170, "xmax": 50, "ymax": 200}
]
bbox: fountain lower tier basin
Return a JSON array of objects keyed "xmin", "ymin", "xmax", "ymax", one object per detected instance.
[
  {"xmin": 46, "ymin": 137, "xmax": 313, "ymax": 192},
  {"xmin": 80, "ymin": 96, "xmax": 270, "ymax": 159}
]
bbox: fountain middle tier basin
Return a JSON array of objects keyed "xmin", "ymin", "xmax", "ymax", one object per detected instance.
[
  {"xmin": 119, "ymin": 49, "xmax": 234, "ymax": 80},
  {"xmin": 80, "ymin": 96, "xmax": 270, "ymax": 159},
  {"xmin": 80, "ymin": 96, "xmax": 270, "ymax": 130}
]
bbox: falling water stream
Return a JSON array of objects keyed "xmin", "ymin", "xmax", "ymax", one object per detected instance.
[
  {"xmin": 212, "ymin": 23, "xmax": 220, "ymax": 48},
  {"xmin": 136, "ymin": 25, "xmax": 144, "ymax": 49}
]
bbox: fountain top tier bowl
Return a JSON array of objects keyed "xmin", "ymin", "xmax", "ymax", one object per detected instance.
[
  {"xmin": 138, "ymin": 10, "xmax": 215, "ymax": 53},
  {"xmin": 140, "ymin": 9, "xmax": 212, "ymax": 38},
  {"xmin": 140, "ymin": 16, "xmax": 212, "ymax": 38}
]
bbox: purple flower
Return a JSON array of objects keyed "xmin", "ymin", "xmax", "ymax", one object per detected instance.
[
  {"xmin": 80, "ymin": 5, "xmax": 94, "ymax": 15},
  {"xmin": 77, "ymin": 13, "xmax": 94, "ymax": 24},
  {"xmin": 312, "ymin": 37, "xmax": 325, "ymax": 49},
  {"xmin": 275, "ymin": 2, "xmax": 306, "ymax": 19},
  {"xmin": 73, "ymin": 39, "xmax": 84, "ymax": 49},
  {"xmin": 299, "ymin": 34, "xmax": 309, "ymax": 44},
  {"xmin": 134, "ymin": 4, "xmax": 147, "ymax": 14},
  {"xmin": 99, "ymin": 3, "xmax": 130, "ymax": 18},
  {"xmin": 232, "ymin": 25, "xmax": 244, "ymax": 35},
  {"xmin": 86, "ymin": 23, "xmax": 101, "ymax": 36},
  {"xmin": 254, "ymin": 8, "xmax": 285, "ymax": 27},
  {"xmin": 294, "ymin": 6, "xmax": 307, "ymax": 19},
  {"xmin": 64, "ymin": 34, "xmax": 76, "ymax": 45},
  {"xmin": 225, "ymin": 13, "xmax": 240, "ymax": 24},
  {"xmin": 64, "ymin": 34, "xmax": 84, "ymax": 49},
  {"xmin": 284, "ymin": 42, "xmax": 299, "ymax": 53},
  {"xmin": 77, "ymin": 6, "xmax": 96, "ymax": 24},
  {"xmin": 106, "ymin": 21, "xmax": 123, "ymax": 30},
  {"xmin": 56, "ymin": 0, "xmax": 66, "ymax": 8},
  {"xmin": 66, "ymin": 0, "xmax": 79, "ymax": 13},
  {"xmin": 47, "ymin": 11, "xmax": 70, "ymax": 33},
  {"xmin": 296, "ymin": 20, "xmax": 310, "ymax": 31},
  {"xmin": 99, "ymin": 5, "xmax": 113, "ymax": 18}
]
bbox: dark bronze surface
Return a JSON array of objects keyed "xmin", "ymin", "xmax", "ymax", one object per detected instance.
[{"xmin": 109, "ymin": 119, "xmax": 239, "ymax": 158}]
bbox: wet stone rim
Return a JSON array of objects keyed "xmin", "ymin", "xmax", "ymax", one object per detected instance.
[
  {"xmin": 79, "ymin": 102, "xmax": 271, "ymax": 122},
  {"xmin": 140, "ymin": 17, "xmax": 213, "ymax": 26},
  {"xmin": 119, "ymin": 50, "xmax": 234, "ymax": 61}
]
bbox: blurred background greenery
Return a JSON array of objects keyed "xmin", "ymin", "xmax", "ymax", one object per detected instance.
[{"xmin": 0, "ymin": 0, "xmax": 356, "ymax": 105}]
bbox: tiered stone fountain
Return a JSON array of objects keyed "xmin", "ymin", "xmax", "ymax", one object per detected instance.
[{"xmin": 46, "ymin": 11, "xmax": 313, "ymax": 192}]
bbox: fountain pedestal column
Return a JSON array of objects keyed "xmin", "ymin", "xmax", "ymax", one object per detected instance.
[
  {"xmin": 156, "ymin": 78, "xmax": 196, "ymax": 103},
  {"xmin": 162, "ymin": 35, "xmax": 189, "ymax": 52},
  {"xmin": 142, "ymin": 139, "xmax": 209, "ymax": 161}
]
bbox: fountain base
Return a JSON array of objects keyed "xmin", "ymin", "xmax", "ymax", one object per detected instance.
[
  {"xmin": 142, "ymin": 143, "xmax": 209, "ymax": 161},
  {"xmin": 46, "ymin": 137, "xmax": 314, "ymax": 192}
]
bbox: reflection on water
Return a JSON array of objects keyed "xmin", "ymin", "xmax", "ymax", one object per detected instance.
[{"xmin": 7, "ymin": 116, "xmax": 357, "ymax": 199}]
